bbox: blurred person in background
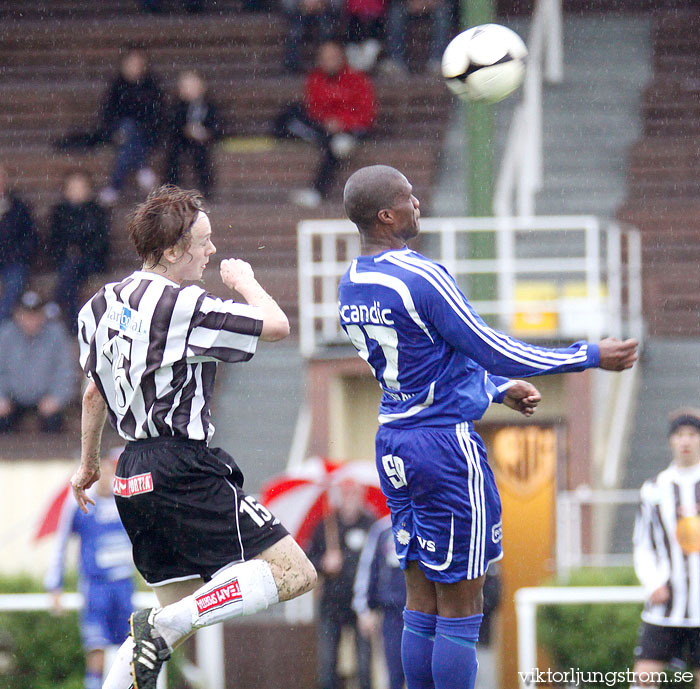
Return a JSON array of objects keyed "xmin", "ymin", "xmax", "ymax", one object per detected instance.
[
  {"xmin": 353, "ymin": 514, "xmax": 406, "ymax": 689},
  {"xmin": 165, "ymin": 70, "xmax": 221, "ymax": 198},
  {"xmin": 0, "ymin": 291, "xmax": 75, "ymax": 434},
  {"xmin": 343, "ymin": 0, "xmax": 386, "ymax": 72},
  {"xmin": 96, "ymin": 47, "xmax": 164, "ymax": 206},
  {"xmin": 49, "ymin": 171, "xmax": 110, "ymax": 332},
  {"xmin": 281, "ymin": 0, "xmax": 342, "ymax": 73},
  {"xmin": 45, "ymin": 452, "xmax": 135, "ymax": 689},
  {"xmin": 307, "ymin": 478, "xmax": 376, "ymax": 689},
  {"xmin": 0, "ymin": 164, "xmax": 37, "ymax": 322},
  {"xmin": 379, "ymin": 0, "xmax": 451, "ymax": 75},
  {"xmin": 632, "ymin": 408, "xmax": 700, "ymax": 689},
  {"xmin": 274, "ymin": 41, "xmax": 375, "ymax": 208}
]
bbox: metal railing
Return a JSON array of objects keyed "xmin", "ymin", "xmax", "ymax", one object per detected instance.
[
  {"xmin": 556, "ymin": 487, "xmax": 640, "ymax": 577},
  {"xmin": 493, "ymin": 0, "xmax": 564, "ymax": 217},
  {"xmin": 297, "ymin": 215, "xmax": 643, "ymax": 358},
  {"xmin": 515, "ymin": 586, "xmax": 644, "ymax": 689}
]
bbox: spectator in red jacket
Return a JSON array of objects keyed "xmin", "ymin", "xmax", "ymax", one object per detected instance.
[{"xmin": 273, "ymin": 41, "xmax": 376, "ymax": 207}]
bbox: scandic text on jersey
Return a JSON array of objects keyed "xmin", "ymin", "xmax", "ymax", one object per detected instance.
[
  {"xmin": 195, "ymin": 578, "xmax": 243, "ymax": 613},
  {"xmin": 339, "ymin": 300, "xmax": 394, "ymax": 325}
]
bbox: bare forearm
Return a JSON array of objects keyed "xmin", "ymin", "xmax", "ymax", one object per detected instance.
[
  {"xmin": 72, "ymin": 381, "xmax": 107, "ymax": 513},
  {"xmin": 220, "ymin": 259, "xmax": 290, "ymax": 341},
  {"xmin": 235, "ymin": 279, "xmax": 290, "ymax": 341},
  {"xmin": 81, "ymin": 382, "xmax": 107, "ymax": 470}
]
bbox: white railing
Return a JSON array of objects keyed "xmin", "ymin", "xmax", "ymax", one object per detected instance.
[
  {"xmin": 515, "ymin": 586, "xmax": 644, "ymax": 689},
  {"xmin": 556, "ymin": 487, "xmax": 640, "ymax": 577},
  {"xmin": 493, "ymin": 0, "xmax": 564, "ymax": 217},
  {"xmin": 297, "ymin": 215, "xmax": 643, "ymax": 358},
  {"xmin": 0, "ymin": 593, "xmax": 225, "ymax": 689}
]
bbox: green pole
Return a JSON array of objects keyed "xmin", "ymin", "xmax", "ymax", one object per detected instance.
[{"xmin": 463, "ymin": 0, "xmax": 496, "ymax": 302}]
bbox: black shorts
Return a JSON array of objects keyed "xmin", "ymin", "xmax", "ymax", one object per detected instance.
[
  {"xmin": 115, "ymin": 437, "xmax": 288, "ymax": 586},
  {"xmin": 634, "ymin": 621, "xmax": 700, "ymax": 667}
]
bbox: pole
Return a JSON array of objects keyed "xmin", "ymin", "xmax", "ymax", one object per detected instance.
[{"xmin": 463, "ymin": 0, "xmax": 496, "ymax": 300}]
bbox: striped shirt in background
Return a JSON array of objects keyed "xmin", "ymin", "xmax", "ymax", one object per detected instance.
[
  {"xmin": 634, "ymin": 462, "xmax": 700, "ymax": 627},
  {"xmin": 78, "ymin": 270, "xmax": 262, "ymax": 442}
]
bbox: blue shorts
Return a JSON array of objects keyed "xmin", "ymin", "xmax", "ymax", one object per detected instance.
[
  {"xmin": 80, "ymin": 578, "xmax": 134, "ymax": 650},
  {"xmin": 375, "ymin": 422, "xmax": 503, "ymax": 584}
]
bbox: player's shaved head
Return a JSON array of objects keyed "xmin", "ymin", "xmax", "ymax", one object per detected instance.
[{"xmin": 344, "ymin": 165, "xmax": 410, "ymax": 233}]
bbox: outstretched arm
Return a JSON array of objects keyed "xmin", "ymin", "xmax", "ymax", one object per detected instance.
[
  {"xmin": 411, "ymin": 258, "xmax": 637, "ymax": 377},
  {"xmin": 220, "ymin": 259, "xmax": 290, "ymax": 342},
  {"xmin": 71, "ymin": 381, "xmax": 107, "ymax": 513}
]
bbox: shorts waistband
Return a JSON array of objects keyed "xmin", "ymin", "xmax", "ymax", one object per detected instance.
[{"xmin": 125, "ymin": 437, "xmax": 208, "ymax": 450}]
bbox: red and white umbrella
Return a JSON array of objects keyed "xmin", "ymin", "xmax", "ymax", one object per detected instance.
[{"xmin": 259, "ymin": 457, "xmax": 389, "ymax": 549}]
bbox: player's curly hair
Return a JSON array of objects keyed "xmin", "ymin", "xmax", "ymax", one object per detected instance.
[{"xmin": 128, "ymin": 185, "xmax": 205, "ymax": 268}]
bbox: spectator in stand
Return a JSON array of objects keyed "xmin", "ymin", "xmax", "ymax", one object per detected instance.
[
  {"xmin": 274, "ymin": 41, "xmax": 376, "ymax": 208},
  {"xmin": 97, "ymin": 47, "xmax": 164, "ymax": 206},
  {"xmin": 48, "ymin": 171, "xmax": 110, "ymax": 332},
  {"xmin": 45, "ymin": 452, "xmax": 135, "ymax": 689},
  {"xmin": 282, "ymin": 0, "xmax": 342, "ymax": 74},
  {"xmin": 0, "ymin": 291, "xmax": 76, "ymax": 434},
  {"xmin": 343, "ymin": 0, "xmax": 386, "ymax": 72},
  {"xmin": 307, "ymin": 478, "xmax": 376, "ymax": 689},
  {"xmin": 380, "ymin": 0, "xmax": 451, "ymax": 75},
  {"xmin": 353, "ymin": 514, "xmax": 406, "ymax": 689},
  {"xmin": 165, "ymin": 70, "xmax": 222, "ymax": 198},
  {"xmin": 0, "ymin": 164, "xmax": 37, "ymax": 322}
]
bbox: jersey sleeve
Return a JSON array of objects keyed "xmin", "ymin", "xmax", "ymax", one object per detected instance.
[
  {"xmin": 186, "ymin": 292, "xmax": 263, "ymax": 363},
  {"xmin": 417, "ymin": 265, "xmax": 600, "ymax": 377},
  {"xmin": 352, "ymin": 520, "xmax": 383, "ymax": 615},
  {"xmin": 633, "ymin": 483, "xmax": 671, "ymax": 597},
  {"xmin": 43, "ymin": 497, "xmax": 78, "ymax": 592},
  {"xmin": 486, "ymin": 374, "xmax": 513, "ymax": 404}
]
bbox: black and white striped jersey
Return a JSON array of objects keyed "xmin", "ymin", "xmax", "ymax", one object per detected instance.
[
  {"xmin": 78, "ymin": 270, "xmax": 263, "ymax": 442},
  {"xmin": 633, "ymin": 462, "xmax": 700, "ymax": 627}
]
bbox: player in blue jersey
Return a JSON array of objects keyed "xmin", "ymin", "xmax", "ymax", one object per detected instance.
[
  {"xmin": 338, "ymin": 165, "xmax": 638, "ymax": 689},
  {"xmin": 45, "ymin": 454, "xmax": 135, "ymax": 689}
]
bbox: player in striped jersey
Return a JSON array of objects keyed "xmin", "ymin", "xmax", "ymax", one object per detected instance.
[
  {"xmin": 70, "ymin": 186, "xmax": 317, "ymax": 689},
  {"xmin": 632, "ymin": 409, "xmax": 700, "ymax": 688},
  {"xmin": 338, "ymin": 166, "xmax": 638, "ymax": 689}
]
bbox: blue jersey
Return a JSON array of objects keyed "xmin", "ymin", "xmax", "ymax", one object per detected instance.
[
  {"xmin": 353, "ymin": 515, "xmax": 406, "ymax": 614},
  {"xmin": 338, "ymin": 247, "xmax": 600, "ymax": 428},
  {"xmin": 44, "ymin": 492, "xmax": 135, "ymax": 590}
]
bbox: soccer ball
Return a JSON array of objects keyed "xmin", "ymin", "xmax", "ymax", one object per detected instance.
[{"xmin": 441, "ymin": 24, "xmax": 527, "ymax": 104}]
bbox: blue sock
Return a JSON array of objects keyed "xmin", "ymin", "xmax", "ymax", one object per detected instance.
[
  {"xmin": 84, "ymin": 669, "xmax": 102, "ymax": 689},
  {"xmin": 402, "ymin": 608, "xmax": 437, "ymax": 689},
  {"xmin": 432, "ymin": 614, "xmax": 483, "ymax": 689}
]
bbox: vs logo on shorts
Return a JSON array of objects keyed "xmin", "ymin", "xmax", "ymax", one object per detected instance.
[
  {"xmin": 196, "ymin": 578, "xmax": 243, "ymax": 614},
  {"xmin": 491, "ymin": 521, "xmax": 503, "ymax": 544}
]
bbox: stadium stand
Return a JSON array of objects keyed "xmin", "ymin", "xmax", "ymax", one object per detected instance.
[
  {"xmin": 0, "ymin": 3, "xmax": 450, "ymax": 327},
  {"xmin": 618, "ymin": 9, "xmax": 700, "ymax": 337},
  {"xmin": 0, "ymin": 0, "xmax": 449, "ymax": 457}
]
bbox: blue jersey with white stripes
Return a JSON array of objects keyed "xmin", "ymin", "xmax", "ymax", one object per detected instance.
[
  {"xmin": 44, "ymin": 493, "xmax": 135, "ymax": 591},
  {"xmin": 338, "ymin": 247, "xmax": 600, "ymax": 428}
]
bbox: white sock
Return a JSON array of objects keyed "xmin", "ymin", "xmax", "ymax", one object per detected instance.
[
  {"xmin": 154, "ymin": 560, "xmax": 279, "ymax": 647},
  {"xmin": 102, "ymin": 636, "xmax": 134, "ymax": 689}
]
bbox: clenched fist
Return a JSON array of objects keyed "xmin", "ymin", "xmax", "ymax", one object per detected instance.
[
  {"xmin": 598, "ymin": 337, "xmax": 638, "ymax": 371},
  {"xmin": 503, "ymin": 380, "xmax": 541, "ymax": 417},
  {"xmin": 220, "ymin": 258, "xmax": 256, "ymax": 292}
]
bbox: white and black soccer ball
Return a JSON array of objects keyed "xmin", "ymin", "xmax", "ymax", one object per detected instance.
[{"xmin": 441, "ymin": 24, "xmax": 527, "ymax": 104}]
